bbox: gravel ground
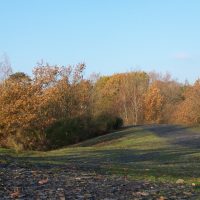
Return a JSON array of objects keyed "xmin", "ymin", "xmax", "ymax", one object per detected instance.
[{"xmin": 0, "ymin": 162, "xmax": 199, "ymax": 200}]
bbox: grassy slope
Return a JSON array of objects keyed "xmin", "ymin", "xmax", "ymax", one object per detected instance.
[{"xmin": 1, "ymin": 125, "xmax": 200, "ymax": 183}]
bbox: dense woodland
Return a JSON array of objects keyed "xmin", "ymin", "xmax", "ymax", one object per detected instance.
[{"xmin": 0, "ymin": 58, "xmax": 200, "ymax": 151}]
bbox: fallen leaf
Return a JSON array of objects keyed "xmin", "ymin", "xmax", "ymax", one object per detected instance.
[
  {"xmin": 31, "ymin": 170, "xmax": 37, "ymax": 176},
  {"xmin": 10, "ymin": 188, "xmax": 20, "ymax": 199},
  {"xmin": 38, "ymin": 178, "xmax": 49, "ymax": 185}
]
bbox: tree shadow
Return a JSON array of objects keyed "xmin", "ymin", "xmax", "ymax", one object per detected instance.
[
  {"xmin": 143, "ymin": 124, "xmax": 200, "ymax": 149},
  {"xmin": 1, "ymin": 124, "xmax": 200, "ymax": 181},
  {"xmin": 1, "ymin": 146, "xmax": 200, "ymax": 180}
]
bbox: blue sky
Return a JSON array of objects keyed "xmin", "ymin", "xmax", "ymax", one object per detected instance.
[{"xmin": 0, "ymin": 0, "xmax": 200, "ymax": 82}]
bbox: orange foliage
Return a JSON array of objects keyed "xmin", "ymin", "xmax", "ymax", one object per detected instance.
[
  {"xmin": 0, "ymin": 63, "xmax": 199, "ymax": 150},
  {"xmin": 144, "ymin": 83, "xmax": 164, "ymax": 123},
  {"xmin": 175, "ymin": 80, "xmax": 200, "ymax": 124}
]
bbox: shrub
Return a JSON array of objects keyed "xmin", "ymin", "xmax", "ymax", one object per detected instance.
[
  {"xmin": 46, "ymin": 114, "xmax": 123, "ymax": 149},
  {"xmin": 4, "ymin": 130, "xmax": 47, "ymax": 152},
  {"xmin": 46, "ymin": 116, "xmax": 92, "ymax": 148},
  {"xmin": 93, "ymin": 113, "xmax": 123, "ymax": 134},
  {"xmin": 113, "ymin": 117, "xmax": 124, "ymax": 129}
]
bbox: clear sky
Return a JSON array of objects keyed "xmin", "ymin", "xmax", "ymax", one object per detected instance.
[{"xmin": 0, "ymin": 0, "xmax": 200, "ymax": 82}]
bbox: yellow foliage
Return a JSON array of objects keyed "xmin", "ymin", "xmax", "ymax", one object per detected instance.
[{"xmin": 144, "ymin": 84, "xmax": 164, "ymax": 123}]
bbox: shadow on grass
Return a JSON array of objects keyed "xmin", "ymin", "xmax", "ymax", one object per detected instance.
[
  {"xmin": 143, "ymin": 124, "xmax": 200, "ymax": 149},
  {"xmin": 1, "ymin": 145, "xmax": 200, "ymax": 181},
  {"xmin": 1, "ymin": 124, "xmax": 200, "ymax": 182},
  {"xmin": 76, "ymin": 124, "xmax": 200, "ymax": 149}
]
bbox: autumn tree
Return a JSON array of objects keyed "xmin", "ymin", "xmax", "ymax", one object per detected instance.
[
  {"xmin": 148, "ymin": 72, "xmax": 184, "ymax": 123},
  {"xmin": 118, "ymin": 72, "xmax": 149, "ymax": 125},
  {"xmin": 91, "ymin": 76, "xmax": 114, "ymax": 116},
  {"xmin": 0, "ymin": 63, "xmax": 93, "ymax": 150},
  {"xmin": 32, "ymin": 63, "xmax": 91, "ymax": 120},
  {"xmin": 144, "ymin": 83, "xmax": 164, "ymax": 123},
  {"xmin": 0, "ymin": 72, "xmax": 48, "ymax": 150},
  {"xmin": 175, "ymin": 80, "xmax": 200, "ymax": 124},
  {"xmin": 2, "ymin": 62, "xmax": 195, "ymax": 151},
  {"xmin": 92, "ymin": 71, "xmax": 149, "ymax": 125}
]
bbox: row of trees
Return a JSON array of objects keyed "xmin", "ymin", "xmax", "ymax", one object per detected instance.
[
  {"xmin": 0, "ymin": 59, "xmax": 199, "ymax": 150},
  {"xmin": 0, "ymin": 61, "xmax": 123, "ymax": 150}
]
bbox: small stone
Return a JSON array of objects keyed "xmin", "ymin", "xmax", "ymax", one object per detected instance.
[
  {"xmin": 135, "ymin": 191, "xmax": 149, "ymax": 196},
  {"xmin": 84, "ymin": 193, "xmax": 92, "ymax": 198},
  {"xmin": 38, "ymin": 178, "xmax": 49, "ymax": 185},
  {"xmin": 176, "ymin": 179, "xmax": 184, "ymax": 184},
  {"xmin": 158, "ymin": 196, "xmax": 167, "ymax": 200},
  {"xmin": 57, "ymin": 188, "xmax": 64, "ymax": 191},
  {"xmin": 77, "ymin": 195, "xmax": 84, "ymax": 199},
  {"xmin": 183, "ymin": 191, "xmax": 192, "ymax": 196}
]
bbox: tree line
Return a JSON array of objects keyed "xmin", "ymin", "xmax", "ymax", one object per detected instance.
[{"xmin": 0, "ymin": 60, "xmax": 199, "ymax": 151}]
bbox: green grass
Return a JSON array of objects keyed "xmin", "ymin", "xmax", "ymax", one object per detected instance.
[
  {"xmin": 190, "ymin": 126, "xmax": 200, "ymax": 132},
  {"xmin": 1, "ymin": 125, "xmax": 200, "ymax": 184}
]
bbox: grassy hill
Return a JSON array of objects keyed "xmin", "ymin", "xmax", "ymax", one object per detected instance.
[{"xmin": 1, "ymin": 124, "xmax": 200, "ymax": 184}]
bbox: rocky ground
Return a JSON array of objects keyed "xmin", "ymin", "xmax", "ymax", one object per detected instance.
[{"xmin": 0, "ymin": 161, "xmax": 199, "ymax": 200}]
